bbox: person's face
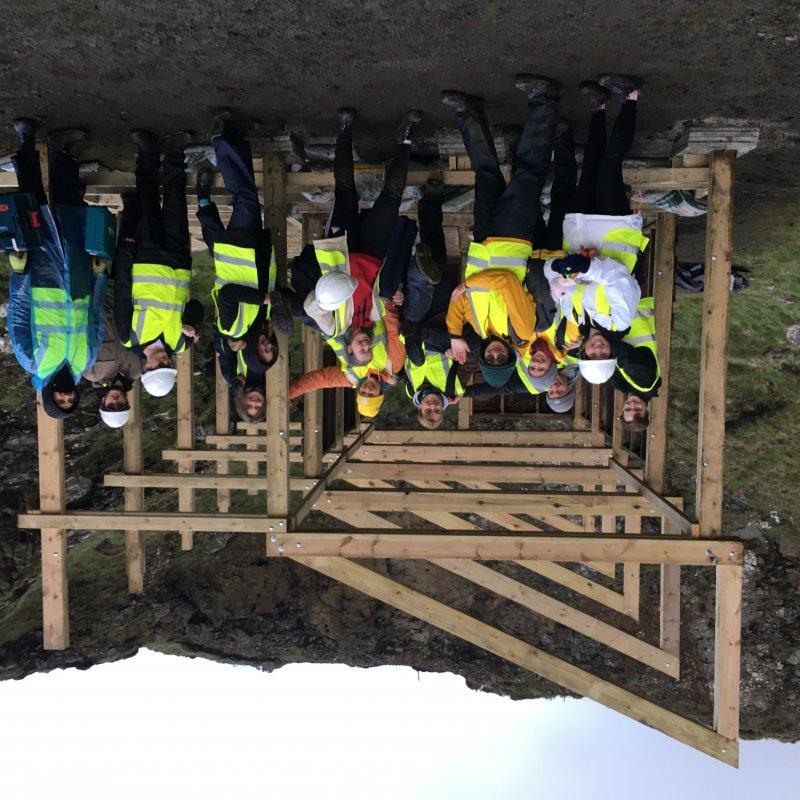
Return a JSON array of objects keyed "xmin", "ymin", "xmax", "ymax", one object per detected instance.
[
  {"xmin": 227, "ymin": 338, "xmax": 247, "ymax": 353},
  {"xmin": 257, "ymin": 335, "xmax": 275, "ymax": 364},
  {"xmin": 52, "ymin": 391, "xmax": 77, "ymax": 410},
  {"xmin": 102, "ymin": 388, "xmax": 128, "ymax": 411},
  {"xmin": 420, "ymin": 393, "xmax": 443, "ymax": 421},
  {"xmin": 358, "ymin": 376, "xmax": 381, "ymax": 397},
  {"xmin": 528, "ymin": 350, "xmax": 553, "ymax": 378},
  {"xmin": 143, "ymin": 347, "xmax": 171, "ymax": 372},
  {"xmin": 548, "ymin": 374, "xmax": 569, "ymax": 398},
  {"xmin": 483, "ymin": 340, "xmax": 509, "ymax": 366},
  {"xmin": 348, "ymin": 330, "xmax": 373, "ymax": 365},
  {"xmin": 245, "ymin": 390, "xmax": 266, "ymax": 418},
  {"xmin": 584, "ymin": 329, "xmax": 612, "ymax": 359},
  {"xmin": 622, "ymin": 394, "xmax": 647, "ymax": 422}
]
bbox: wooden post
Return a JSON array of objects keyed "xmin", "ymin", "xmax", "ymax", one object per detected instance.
[
  {"xmin": 302, "ymin": 215, "xmax": 324, "ymax": 478},
  {"xmin": 695, "ymin": 151, "xmax": 735, "ymax": 538},
  {"xmin": 214, "ymin": 359, "xmax": 231, "ymax": 512},
  {"xmin": 264, "ymin": 154, "xmax": 290, "ymax": 516},
  {"xmin": 123, "ymin": 382, "xmax": 145, "ymax": 593},
  {"xmin": 36, "ymin": 398, "xmax": 68, "ymax": 649},
  {"xmin": 176, "ymin": 348, "xmax": 195, "ymax": 550},
  {"xmin": 332, "ymin": 387, "xmax": 345, "ymax": 452},
  {"xmin": 714, "ymin": 563, "xmax": 742, "ymax": 742}
]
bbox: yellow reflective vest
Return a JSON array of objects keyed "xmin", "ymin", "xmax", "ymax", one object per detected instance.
[
  {"xmin": 122, "ymin": 262, "xmax": 191, "ymax": 351},
  {"xmin": 564, "ymin": 226, "xmax": 649, "ymax": 273},
  {"xmin": 616, "ymin": 297, "xmax": 660, "ymax": 392},
  {"xmin": 404, "ymin": 350, "xmax": 463, "ymax": 397},
  {"xmin": 212, "ymin": 242, "xmax": 277, "ymax": 338},
  {"xmin": 31, "ymin": 287, "xmax": 90, "ymax": 380},
  {"xmin": 465, "ymin": 238, "xmax": 531, "ymax": 283},
  {"xmin": 325, "ymin": 320, "xmax": 389, "ymax": 385}
]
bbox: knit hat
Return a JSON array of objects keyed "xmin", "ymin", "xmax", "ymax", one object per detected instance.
[
  {"xmin": 527, "ymin": 361, "xmax": 558, "ymax": 392},
  {"xmin": 41, "ymin": 366, "xmax": 80, "ymax": 419},
  {"xmin": 547, "ymin": 390, "xmax": 575, "ymax": 413},
  {"xmin": 412, "ymin": 388, "xmax": 449, "ymax": 411},
  {"xmin": 478, "ymin": 339, "xmax": 516, "ymax": 387},
  {"xmin": 357, "ymin": 393, "xmax": 384, "ymax": 418}
]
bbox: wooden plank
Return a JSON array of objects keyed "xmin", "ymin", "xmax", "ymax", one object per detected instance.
[
  {"xmin": 342, "ymin": 463, "xmax": 614, "ymax": 484},
  {"xmin": 333, "ymin": 387, "xmax": 345, "ymax": 451},
  {"xmin": 695, "ymin": 151, "xmax": 735, "ymax": 538},
  {"xmin": 105, "ymin": 473, "xmax": 313, "ymax": 491},
  {"xmin": 367, "ymin": 430, "xmax": 593, "ymax": 446},
  {"xmin": 714, "ymin": 564, "xmax": 742, "ymax": 741},
  {"xmin": 350, "ymin": 445, "xmax": 611, "ymax": 465},
  {"xmin": 204, "ymin": 434, "xmax": 302, "ymax": 448},
  {"xmin": 160, "ymin": 448, "xmax": 337, "ymax": 464},
  {"xmin": 661, "ymin": 559, "xmax": 682, "ymax": 656},
  {"xmin": 214, "ymin": 359, "xmax": 231, "ymax": 513},
  {"xmin": 432, "ymin": 559, "xmax": 678, "ymax": 677},
  {"xmin": 18, "ymin": 512, "xmax": 286, "ymax": 533},
  {"xmin": 36, "ymin": 398, "xmax": 68, "ymax": 650},
  {"xmin": 176, "ymin": 348, "xmax": 195, "ymax": 550},
  {"xmin": 623, "ymin": 486, "xmax": 642, "ymax": 622},
  {"xmin": 265, "ymin": 531, "xmax": 745, "ymax": 565},
  {"xmin": 294, "ymin": 556, "xmax": 738, "ymax": 766},
  {"xmin": 123, "ymin": 382, "xmax": 145, "ymax": 594},
  {"xmin": 303, "ymin": 326, "xmax": 324, "ymax": 478},
  {"xmin": 519, "ymin": 561, "xmax": 626, "ymax": 614}
]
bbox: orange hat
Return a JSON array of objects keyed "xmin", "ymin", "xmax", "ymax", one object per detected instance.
[{"xmin": 356, "ymin": 393, "xmax": 384, "ymax": 418}]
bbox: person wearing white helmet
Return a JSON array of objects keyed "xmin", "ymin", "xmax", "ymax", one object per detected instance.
[
  {"xmin": 96, "ymin": 376, "xmax": 133, "ymax": 428},
  {"xmin": 577, "ymin": 357, "xmax": 617, "ymax": 385}
]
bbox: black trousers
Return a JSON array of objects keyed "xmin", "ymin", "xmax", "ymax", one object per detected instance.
[
  {"xmin": 533, "ymin": 123, "xmax": 577, "ymax": 251},
  {"xmin": 455, "ymin": 92, "xmax": 559, "ymax": 243},
  {"xmin": 325, "ymin": 125, "xmax": 411, "ymax": 260},
  {"xmin": 13, "ymin": 137, "xmax": 85, "ymax": 208},
  {"xmin": 568, "ymin": 100, "xmax": 636, "ymax": 216},
  {"xmin": 134, "ymin": 144, "xmax": 190, "ymax": 268}
]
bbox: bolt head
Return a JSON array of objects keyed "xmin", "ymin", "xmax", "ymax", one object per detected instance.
[
  {"xmin": 270, "ymin": 535, "xmax": 277, "ymax": 543},
  {"xmin": 729, "ymin": 551, "xmax": 736, "ymax": 558},
  {"xmin": 279, "ymin": 521, "xmax": 284, "ymax": 526},
  {"xmin": 296, "ymin": 543, "xmax": 302, "ymax": 549},
  {"xmin": 53, "ymin": 552, "xmax": 59, "ymax": 558},
  {"xmin": 278, "ymin": 544, "xmax": 285, "ymax": 553}
]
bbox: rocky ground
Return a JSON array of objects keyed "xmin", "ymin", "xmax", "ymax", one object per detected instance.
[{"xmin": 1, "ymin": 0, "xmax": 799, "ymax": 742}]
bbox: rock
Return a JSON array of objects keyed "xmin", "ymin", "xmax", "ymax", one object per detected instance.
[
  {"xmin": 65, "ymin": 475, "xmax": 93, "ymax": 504},
  {"xmin": 777, "ymin": 535, "xmax": 800, "ymax": 560},
  {"xmin": 787, "ymin": 324, "xmax": 800, "ymax": 347},
  {"xmin": 734, "ymin": 522, "xmax": 766, "ymax": 542}
]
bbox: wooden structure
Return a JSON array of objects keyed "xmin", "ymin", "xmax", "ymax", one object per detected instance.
[{"xmin": 12, "ymin": 143, "xmax": 743, "ymax": 766}]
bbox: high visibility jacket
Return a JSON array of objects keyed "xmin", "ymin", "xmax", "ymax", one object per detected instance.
[
  {"xmin": 404, "ymin": 350, "xmax": 463, "ymax": 397},
  {"xmin": 212, "ymin": 242, "xmax": 277, "ymax": 337},
  {"xmin": 513, "ymin": 318, "xmax": 563, "ymax": 394},
  {"xmin": 31, "ymin": 286, "xmax": 91, "ymax": 381},
  {"xmin": 325, "ymin": 320, "xmax": 389, "ymax": 385},
  {"xmin": 313, "ymin": 236, "xmax": 382, "ymax": 338},
  {"xmin": 616, "ymin": 297, "xmax": 660, "ymax": 393},
  {"xmin": 562, "ymin": 213, "xmax": 649, "ymax": 273},
  {"xmin": 121, "ymin": 262, "xmax": 191, "ymax": 351},
  {"xmin": 465, "ymin": 238, "xmax": 531, "ymax": 283}
]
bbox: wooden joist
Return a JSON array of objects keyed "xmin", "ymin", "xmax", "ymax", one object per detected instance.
[
  {"xmin": 366, "ymin": 430, "xmax": 593, "ymax": 446},
  {"xmin": 123, "ymin": 382, "xmax": 145, "ymax": 594},
  {"xmin": 17, "ymin": 512, "xmax": 287, "ymax": 533},
  {"xmin": 349, "ymin": 445, "xmax": 611, "ymax": 465}
]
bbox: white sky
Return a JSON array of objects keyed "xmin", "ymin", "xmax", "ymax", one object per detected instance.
[{"xmin": 0, "ymin": 650, "xmax": 796, "ymax": 800}]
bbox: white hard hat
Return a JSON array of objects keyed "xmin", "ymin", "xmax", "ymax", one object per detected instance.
[
  {"xmin": 141, "ymin": 367, "xmax": 178, "ymax": 397},
  {"xmin": 315, "ymin": 272, "xmax": 358, "ymax": 311},
  {"xmin": 99, "ymin": 408, "xmax": 131, "ymax": 428},
  {"xmin": 578, "ymin": 358, "xmax": 617, "ymax": 384}
]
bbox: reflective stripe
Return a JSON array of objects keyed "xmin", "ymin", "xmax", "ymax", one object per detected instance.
[
  {"xmin": 32, "ymin": 300, "xmax": 71, "ymax": 310},
  {"xmin": 624, "ymin": 334, "xmax": 655, "ymax": 346},
  {"xmin": 136, "ymin": 299, "xmax": 185, "ymax": 313},
  {"xmin": 35, "ymin": 324, "xmax": 88, "ymax": 334},
  {"xmin": 466, "ymin": 288, "xmax": 489, "ymax": 339},
  {"xmin": 466, "ymin": 254, "xmax": 489, "ymax": 270},
  {"xmin": 214, "ymin": 277, "xmax": 259, "ymax": 289},
  {"xmin": 491, "ymin": 256, "xmax": 528, "ymax": 268},
  {"xmin": 228, "ymin": 305, "xmax": 248, "ymax": 338},
  {"xmin": 132, "ymin": 275, "xmax": 191, "ymax": 288},
  {"xmin": 214, "ymin": 252, "xmax": 257, "ymax": 269}
]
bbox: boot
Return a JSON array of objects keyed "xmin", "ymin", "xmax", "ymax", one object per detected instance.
[
  {"xmin": 599, "ymin": 73, "xmax": 643, "ymax": 101},
  {"xmin": 440, "ymin": 91, "xmax": 484, "ymax": 115},
  {"xmin": 404, "ymin": 331, "xmax": 425, "ymax": 367},
  {"xmin": 415, "ymin": 244, "xmax": 441, "ymax": 286},
  {"xmin": 337, "ymin": 107, "xmax": 358, "ymax": 133},
  {"xmin": 130, "ymin": 129, "xmax": 159, "ymax": 155},
  {"xmin": 195, "ymin": 167, "xmax": 215, "ymax": 202},
  {"xmin": 580, "ymin": 80, "xmax": 611, "ymax": 112},
  {"xmin": 514, "ymin": 74, "xmax": 562, "ymax": 102},
  {"xmin": 13, "ymin": 118, "xmax": 37, "ymax": 147},
  {"xmin": 164, "ymin": 130, "xmax": 193, "ymax": 155},
  {"xmin": 394, "ymin": 109, "xmax": 424, "ymax": 144},
  {"xmin": 207, "ymin": 110, "xmax": 232, "ymax": 142},
  {"xmin": 47, "ymin": 128, "xmax": 87, "ymax": 153}
]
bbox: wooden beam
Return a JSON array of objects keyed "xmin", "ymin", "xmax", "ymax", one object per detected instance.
[
  {"xmin": 105, "ymin": 473, "xmax": 314, "ymax": 492},
  {"xmin": 123, "ymin": 382, "xmax": 145, "ymax": 594},
  {"xmin": 695, "ymin": 151, "xmax": 736, "ymax": 538},
  {"xmin": 367, "ymin": 430, "xmax": 593, "ymax": 446},
  {"xmin": 519, "ymin": 561, "xmax": 626, "ymax": 615},
  {"xmin": 303, "ymin": 325, "xmax": 324, "ymax": 478},
  {"xmin": 214, "ymin": 358, "xmax": 231, "ymax": 513},
  {"xmin": 431, "ymin": 559, "xmax": 678, "ymax": 677},
  {"xmin": 36, "ymin": 398, "xmax": 68, "ymax": 650},
  {"xmin": 18, "ymin": 512, "xmax": 286, "ymax": 533},
  {"xmin": 713, "ymin": 564, "xmax": 742, "ymax": 742},
  {"xmin": 160, "ymin": 448, "xmax": 337, "ymax": 464},
  {"xmin": 332, "ymin": 386, "xmax": 345, "ymax": 451},
  {"xmin": 608, "ymin": 459, "xmax": 696, "ymax": 534},
  {"xmin": 622, "ymin": 486, "xmax": 642, "ymax": 622},
  {"xmin": 265, "ymin": 531, "xmax": 745, "ymax": 565},
  {"xmin": 349, "ymin": 445, "xmax": 611, "ymax": 465},
  {"xmin": 176, "ymin": 348, "xmax": 195, "ymax": 550},
  {"xmin": 294, "ymin": 556, "xmax": 737, "ymax": 765}
]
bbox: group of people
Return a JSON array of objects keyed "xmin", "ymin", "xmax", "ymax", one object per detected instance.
[{"xmin": 4, "ymin": 71, "xmax": 660, "ymax": 432}]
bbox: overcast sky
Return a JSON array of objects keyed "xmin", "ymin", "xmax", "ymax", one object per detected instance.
[{"xmin": 1, "ymin": 650, "xmax": 796, "ymax": 799}]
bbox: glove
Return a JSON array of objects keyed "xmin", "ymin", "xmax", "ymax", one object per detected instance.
[
  {"xmin": 92, "ymin": 256, "xmax": 111, "ymax": 275},
  {"xmin": 9, "ymin": 250, "xmax": 28, "ymax": 272},
  {"xmin": 551, "ymin": 253, "xmax": 591, "ymax": 277}
]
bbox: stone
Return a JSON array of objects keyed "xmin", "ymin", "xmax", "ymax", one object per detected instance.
[{"xmin": 777, "ymin": 535, "xmax": 800, "ymax": 560}]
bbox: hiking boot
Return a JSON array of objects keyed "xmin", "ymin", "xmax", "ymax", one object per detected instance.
[
  {"xmin": 599, "ymin": 73, "xmax": 643, "ymax": 101},
  {"xmin": 47, "ymin": 128, "xmax": 87, "ymax": 153},
  {"xmin": 555, "ymin": 117, "xmax": 573, "ymax": 138},
  {"xmin": 395, "ymin": 109, "xmax": 424, "ymax": 144},
  {"xmin": 440, "ymin": 90, "xmax": 484, "ymax": 116},
  {"xmin": 13, "ymin": 118, "xmax": 37, "ymax": 147},
  {"xmin": 337, "ymin": 107, "xmax": 358, "ymax": 133},
  {"xmin": 207, "ymin": 110, "xmax": 231, "ymax": 142},
  {"xmin": 421, "ymin": 177, "xmax": 445, "ymax": 197},
  {"xmin": 404, "ymin": 333, "xmax": 425, "ymax": 367},
  {"xmin": 195, "ymin": 167, "xmax": 215, "ymax": 202},
  {"xmin": 514, "ymin": 74, "xmax": 562, "ymax": 101},
  {"xmin": 130, "ymin": 129, "xmax": 159, "ymax": 155},
  {"xmin": 164, "ymin": 130, "xmax": 193, "ymax": 154},
  {"xmin": 580, "ymin": 80, "xmax": 611, "ymax": 112},
  {"xmin": 415, "ymin": 244, "xmax": 442, "ymax": 285},
  {"xmin": 269, "ymin": 290, "xmax": 295, "ymax": 336}
]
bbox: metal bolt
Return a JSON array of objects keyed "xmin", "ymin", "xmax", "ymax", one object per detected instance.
[
  {"xmin": 279, "ymin": 430, "xmax": 285, "ymax": 437},
  {"xmin": 327, "ymin": 498, "xmax": 332, "ymax": 503},
  {"xmin": 279, "ymin": 521, "xmax": 284, "ymax": 527},
  {"xmin": 626, "ymin": 607, "xmax": 633, "ymax": 615},
  {"xmin": 364, "ymin": 449, "xmax": 368, "ymax": 454},
  {"xmin": 314, "ymin": 428, "xmax": 319, "ymax": 433},
  {"xmin": 650, "ymin": 508, "xmax": 656, "ymax": 514},
  {"xmin": 278, "ymin": 544, "xmax": 285, "ymax": 553},
  {"xmin": 703, "ymin": 461, "xmax": 709, "ymax": 467},
  {"xmin": 346, "ymin": 468, "xmax": 352, "ymax": 474},
  {"xmin": 650, "ymin": 433, "xmax": 655, "ymax": 439},
  {"xmin": 270, "ymin": 535, "xmax": 277, "ymax": 543},
  {"xmin": 729, "ymin": 551, "xmax": 736, "ymax": 558},
  {"xmin": 712, "ymin": 255, "xmax": 718, "ymax": 261},
  {"xmin": 296, "ymin": 543, "xmax": 302, "ymax": 549},
  {"xmin": 721, "ymin": 747, "xmax": 727, "ymax": 754},
  {"xmin": 53, "ymin": 552, "xmax": 59, "ymax": 558},
  {"xmin": 269, "ymin": 525, "xmax": 274, "ymax": 531},
  {"xmin": 312, "ymin": 502, "xmax": 317, "ymax": 509},
  {"xmin": 665, "ymin": 662, "xmax": 670, "ymax": 668}
]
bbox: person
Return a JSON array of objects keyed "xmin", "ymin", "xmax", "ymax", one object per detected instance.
[
  {"xmin": 544, "ymin": 74, "xmax": 648, "ymax": 351},
  {"xmin": 195, "ymin": 112, "xmax": 296, "ymax": 373},
  {"xmin": 440, "ymin": 75, "xmax": 562, "ymax": 389},
  {"xmin": 82, "ymin": 194, "xmax": 143, "ymax": 428},
  {"xmin": 546, "ymin": 365, "xmax": 579, "ymax": 414},
  {"xmin": 6, "ymin": 119, "xmax": 107, "ymax": 419},
  {"xmin": 115, "ymin": 129, "xmax": 203, "ymax": 397}
]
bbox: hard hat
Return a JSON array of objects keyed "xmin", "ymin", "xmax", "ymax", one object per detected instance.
[
  {"xmin": 99, "ymin": 408, "xmax": 131, "ymax": 428},
  {"xmin": 315, "ymin": 272, "xmax": 358, "ymax": 311},
  {"xmin": 356, "ymin": 392, "xmax": 384, "ymax": 418},
  {"xmin": 578, "ymin": 358, "xmax": 617, "ymax": 384},
  {"xmin": 141, "ymin": 367, "xmax": 178, "ymax": 397}
]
